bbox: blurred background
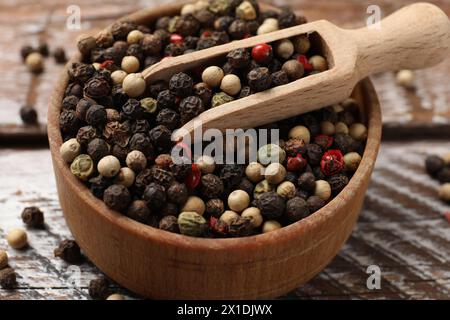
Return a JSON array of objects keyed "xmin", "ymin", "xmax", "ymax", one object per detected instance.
[{"xmin": 0, "ymin": 0, "xmax": 449, "ymax": 300}]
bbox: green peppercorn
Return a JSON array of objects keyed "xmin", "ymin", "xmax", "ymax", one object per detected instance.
[
  {"xmin": 211, "ymin": 92, "xmax": 234, "ymax": 107},
  {"xmin": 178, "ymin": 211, "xmax": 207, "ymax": 237},
  {"xmin": 70, "ymin": 154, "xmax": 94, "ymax": 181}
]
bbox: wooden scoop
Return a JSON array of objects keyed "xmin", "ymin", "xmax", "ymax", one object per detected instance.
[{"xmin": 141, "ymin": 3, "xmax": 450, "ymax": 141}]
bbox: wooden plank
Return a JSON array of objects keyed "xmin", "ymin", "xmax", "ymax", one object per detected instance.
[
  {"xmin": 0, "ymin": 0, "xmax": 449, "ymax": 142},
  {"xmin": 1, "ymin": 140, "xmax": 450, "ymax": 299}
]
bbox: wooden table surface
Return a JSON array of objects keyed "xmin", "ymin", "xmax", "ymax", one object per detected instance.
[{"xmin": 0, "ymin": 0, "xmax": 449, "ymax": 300}]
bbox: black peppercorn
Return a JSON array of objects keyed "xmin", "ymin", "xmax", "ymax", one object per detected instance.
[
  {"xmin": 134, "ymin": 169, "xmax": 153, "ymax": 195},
  {"xmin": 126, "ymin": 43, "xmax": 144, "ymax": 62},
  {"xmin": 60, "ymin": 109, "xmax": 81, "ymax": 135},
  {"xmin": 159, "ymin": 215, "xmax": 180, "ymax": 233},
  {"xmin": 0, "ymin": 268, "xmax": 17, "ymax": 289},
  {"xmin": 270, "ymin": 70, "xmax": 289, "ymax": 87},
  {"xmin": 201, "ymin": 174, "xmax": 225, "ymax": 199},
  {"xmin": 167, "ymin": 182, "xmax": 188, "ymax": 205},
  {"xmin": 206, "ymin": 198, "xmax": 225, "ymax": 218},
  {"xmin": 183, "ymin": 36, "xmax": 199, "ymax": 50},
  {"xmin": 37, "ymin": 42, "xmax": 49, "ymax": 56},
  {"xmin": 425, "ymin": 155, "xmax": 445, "ymax": 176},
  {"xmin": 144, "ymin": 56, "xmax": 160, "ymax": 68},
  {"xmin": 149, "ymin": 125, "xmax": 173, "ymax": 151},
  {"xmin": 165, "ymin": 43, "xmax": 187, "ymax": 56},
  {"xmin": 141, "ymin": 34, "xmax": 163, "ymax": 56},
  {"xmin": 156, "ymin": 108, "xmax": 180, "ymax": 130},
  {"xmin": 333, "ymin": 133, "xmax": 356, "ymax": 154},
  {"xmin": 313, "ymin": 166, "xmax": 326, "ymax": 180},
  {"xmin": 143, "ymin": 182, "xmax": 166, "ymax": 210},
  {"xmin": 437, "ymin": 167, "xmax": 450, "ymax": 183},
  {"xmin": 284, "ymin": 138, "xmax": 306, "ymax": 157},
  {"xmin": 256, "ymin": 191, "xmax": 286, "ymax": 219},
  {"xmin": 238, "ymin": 86, "xmax": 252, "ymax": 99},
  {"xmin": 228, "ymin": 19, "xmax": 250, "ymax": 40},
  {"xmin": 220, "ymin": 164, "xmax": 244, "ymax": 189},
  {"xmin": 21, "ymin": 206, "xmax": 44, "ymax": 229},
  {"xmin": 87, "ymin": 138, "xmax": 110, "ymax": 162},
  {"xmin": 20, "ymin": 105, "xmax": 38, "ymax": 125},
  {"xmin": 196, "ymin": 37, "xmax": 217, "ymax": 50},
  {"xmin": 214, "ymin": 16, "xmax": 234, "ymax": 31},
  {"xmin": 156, "ymin": 16, "xmax": 171, "ymax": 30},
  {"xmin": 170, "ymin": 160, "xmax": 192, "ymax": 181},
  {"xmin": 227, "ymin": 48, "xmax": 251, "ymax": 69},
  {"xmin": 62, "ymin": 95, "xmax": 80, "ymax": 111},
  {"xmin": 157, "ymin": 90, "xmax": 176, "ymax": 109},
  {"xmin": 103, "ymin": 184, "xmax": 131, "ymax": 212},
  {"xmin": 237, "ymin": 178, "xmax": 254, "ymax": 196},
  {"xmin": 151, "ymin": 167, "xmax": 174, "ymax": 189},
  {"xmin": 121, "ymin": 98, "xmax": 144, "ymax": 120},
  {"xmin": 194, "ymin": 82, "xmax": 213, "ymax": 107},
  {"xmin": 298, "ymin": 172, "xmax": 316, "ymax": 192},
  {"xmin": 84, "ymin": 76, "xmax": 111, "ymax": 99},
  {"xmin": 89, "ymin": 175, "xmax": 113, "ymax": 199},
  {"xmin": 103, "ymin": 121, "xmax": 129, "ymax": 147},
  {"xmin": 286, "ymin": 196, "xmax": 310, "ymax": 222},
  {"xmin": 131, "ymin": 119, "xmax": 151, "ymax": 134},
  {"xmin": 328, "ymin": 174, "xmax": 349, "ymax": 195},
  {"xmin": 69, "ymin": 63, "xmax": 96, "ymax": 83},
  {"xmin": 161, "ymin": 203, "xmax": 179, "ymax": 217},
  {"xmin": 111, "ymin": 84, "xmax": 129, "ymax": 109},
  {"xmin": 228, "ymin": 217, "xmax": 254, "ymax": 237},
  {"xmin": 306, "ymin": 195, "xmax": 326, "ymax": 213},
  {"xmin": 300, "ymin": 113, "xmax": 320, "ymax": 137},
  {"xmin": 179, "ymin": 96, "xmax": 204, "ymax": 124},
  {"xmin": 306, "ymin": 143, "xmax": 323, "ymax": 166},
  {"xmin": 65, "ymin": 82, "xmax": 83, "ymax": 98},
  {"xmin": 129, "ymin": 132, "xmax": 154, "ymax": 157},
  {"xmin": 110, "ymin": 20, "xmax": 136, "ymax": 40},
  {"xmin": 20, "ymin": 45, "xmax": 34, "ymax": 60},
  {"xmin": 86, "ymin": 104, "xmax": 107, "ymax": 127},
  {"xmin": 75, "ymin": 98, "xmax": 93, "ymax": 121},
  {"xmin": 285, "ymin": 172, "xmax": 298, "ymax": 185},
  {"xmin": 76, "ymin": 126, "xmax": 99, "ymax": 147},
  {"xmin": 296, "ymin": 188, "xmax": 309, "ymax": 200},
  {"xmin": 126, "ymin": 200, "xmax": 151, "ymax": 224},
  {"xmin": 154, "ymin": 29, "xmax": 171, "ymax": 46},
  {"xmin": 195, "ymin": 9, "xmax": 216, "ymax": 27},
  {"xmin": 169, "ymin": 72, "xmax": 193, "ymax": 97},
  {"xmin": 174, "ymin": 14, "xmax": 200, "ymax": 36},
  {"xmin": 278, "ymin": 8, "xmax": 297, "ymax": 28},
  {"xmin": 54, "ymin": 240, "xmax": 84, "ymax": 264},
  {"xmin": 89, "ymin": 277, "xmax": 111, "ymax": 300},
  {"xmin": 247, "ymin": 67, "xmax": 272, "ymax": 92},
  {"xmin": 53, "ymin": 47, "xmax": 67, "ymax": 64}
]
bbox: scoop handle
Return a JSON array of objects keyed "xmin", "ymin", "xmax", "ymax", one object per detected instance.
[{"xmin": 346, "ymin": 2, "xmax": 450, "ymax": 78}]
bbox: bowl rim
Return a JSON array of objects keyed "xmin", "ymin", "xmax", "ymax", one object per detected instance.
[{"xmin": 47, "ymin": 1, "xmax": 382, "ymax": 252}]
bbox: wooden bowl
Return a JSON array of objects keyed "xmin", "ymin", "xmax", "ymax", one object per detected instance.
[{"xmin": 48, "ymin": 1, "xmax": 382, "ymax": 299}]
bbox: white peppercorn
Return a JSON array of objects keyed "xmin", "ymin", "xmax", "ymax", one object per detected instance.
[
  {"xmin": 276, "ymin": 181, "xmax": 296, "ymax": 198},
  {"xmin": 98, "ymin": 155, "xmax": 121, "ymax": 178},
  {"xmin": 92, "ymin": 62, "xmax": 101, "ymax": 70},
  {"xmin": 245, "ymin": 162, "xmax": 265, "ymax": 183},
  {"xmin": 219, "ymin": 210, "xmax": 240, "ymax": 225},
  {"xmin": 314, "ymin": 180, "xmax": 331, "ymax": 201},
  {"xmin": 25, "ymin": 52, "xmax": 44, "ymax": 73},
  {"xmin": 438, "ymin": 183, "xmax": 450, "ymax": 202},
  {"xmin": 228, "ymin": 190, "xmax": 250, "ymax": 212},
  {"xmin": 111, "ymin": 70, "xmax": 128, "ymax": 85},
  {"xmin": 257, "ymin": 18, "xmax": 279, "ymax": 35},
  {"xmin": 0, "ymin": 250, "xmax": 8, "ymax": 269},
  {"xmin": 309, "ymin": 55, "xmax": 328, "ymax": 72},
  {"xmin": 60, "ymin": 138, "xmax": 81, "ymax": 163},
  {"xmin": 121, "ymin": 56, "xmax": 140, "ymax": 73},
  {"xmin": 181, "ymin": 196, "xmax": 205, "ymax": 216},
  {"xmin": 262, "ymin": 220, "xmax": 281, "ymax": 233},
  {"xmin": 442, "ymin": 152, "xmax": 450, "ymax": 165},
  {"xmin": 127, "ymin": 30, "xmax": 144, "ymax": 44},
  {"xmin": 114, "ymin": 167, "xmax": 135, "ymax": 188},
  {"xmin": 195, "ymin": 155, "xmax": 215, "ymax": 174},
  {"xmin": 396, "ymin": 69, "xmax": 415, "ymax": 89},
  {"xmin": 194, "ymin": 0, "xmax": 209, "ymax": 11},
  {"xmin": 7, "ymin": 228, "xmax": 28, "ymax": 249},
  {"xmin": 349, "ymin": 123, "xmax": 368, "ymax": 141},
  {"xmin": 236, "ymin": 1, "xmax": 257, "ymax": 20},
  {"xmin": 257, "ymin": 144, "xmax": 286, "ymax": 165},
  {"xmin": 241, "ymin": 207, "xmax": 263, "ymax": 228},
  {"xmin": 126, "ymin": 150, "xmax": 147, "ymax": 172},
  {"xmin": 123, "ymin": 73, "xmax": 146, "ymax": 98},
  {"xmin": 220, "ymin": 74, "xmax": 241, "ymax": 96},
  {"xmin": 181, "ymin": 3, "xmax": 196, "ymax": 15},
  {"xmin": 335, "ymin": 122, "xmax": 349, "ymax": 134},
  {"xmin": 276, "ymin": 39, "xmax": 294, "ymax": 59},
  {"xmin": 107, "ymin": 293, "xmax": 125, "ymax": 300},
  {"xmin": 288, "ymin": 125, "xmax": 310, "ymax": 143},
  {"xmin": 344, "ymin": 152, "xmax": 362, "ymax": 172},
  {"xmin": 320, "ymin": 121, "xmax": 336, "ymax": 136},
  {"xmin": 202, "ymin": 66, "xmax": 224, "ymax": 87},
  {"xmin": 264, "ymin": 163, "xmax": 286, "ymax": 185}
]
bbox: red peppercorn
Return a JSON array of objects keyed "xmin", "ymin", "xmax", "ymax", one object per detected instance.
[
  {"xmin": 201, "ymin": 31, "xmax": 212, "ymax": 38},
  {"xmin": 314, "ymin": 134, "xmax": 334, "ymax": 149},
  {"xmin": 287, "ymin": 154, "xmax": 307, "ymax": 172},
  {"xmin": 209, "ymin": 216, "xmax": 228, "ymax": 236},
  {"xmin": 170, "ymin": 34, "xmax": 184, "ymax": 44},
  {"xmin": 297, "ymin": 55, "xmax": 313, "ymax": 72},
  {"xmin": 99, "ymin": 60, "xmax": 114, "ymax": 70},
  {"xmin": 185, "ymin": 163, "xmax": 201, "ymax": 189},
  {"xmin": 320, "ymin": 150, "xmax": 344, "ymax": 176},
  {"xmin": 251, "ymin": 43, "xmax": 273, "ymax": 64}
]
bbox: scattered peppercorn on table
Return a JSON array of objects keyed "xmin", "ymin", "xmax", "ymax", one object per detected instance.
[{"xmin": 1, "ymin": 0, "xmax": 450, "ymax": 300}]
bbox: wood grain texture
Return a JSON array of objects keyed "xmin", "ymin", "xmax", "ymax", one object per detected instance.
[
  {"xmin": 2, "ymin": 141, "xmax": 449, "ymax": 300},
  {"xmin": 0, "ymin": 0, "xmax": 449, "ymax": 142}
]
